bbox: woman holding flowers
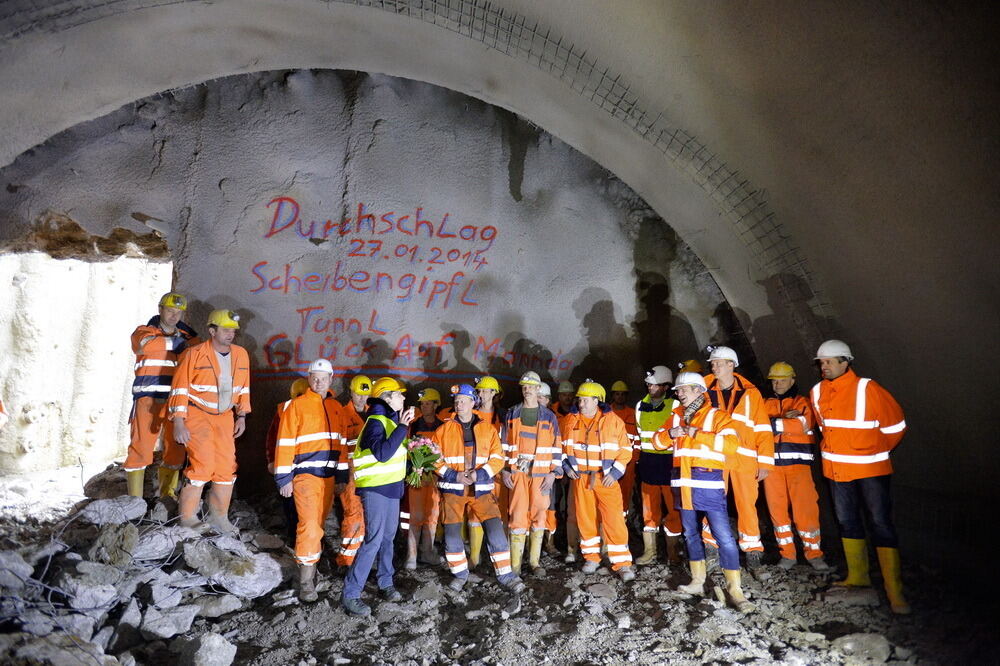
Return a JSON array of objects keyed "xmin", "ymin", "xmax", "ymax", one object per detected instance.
[{"xmin": 404, "ymin": 388, "xmax": 445, "ymax": 569}]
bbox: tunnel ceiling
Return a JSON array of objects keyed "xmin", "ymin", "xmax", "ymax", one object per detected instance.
[{"xmin": 1, "ymin": 0, "xmax": 998, "ymax": 498}]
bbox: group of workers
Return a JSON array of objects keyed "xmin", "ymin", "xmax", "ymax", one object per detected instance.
[{"xmin": 123, "ymin": 291, "xmax": 911, "ymax": 619}]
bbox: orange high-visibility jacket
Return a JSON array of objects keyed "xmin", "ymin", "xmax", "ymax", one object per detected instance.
[
  {"xmin": 340, "ymin": 400, "xmax": 364, "ymax": 448},
  {"xmin": 612, "ymin": 405, "xmax": 639, "ymax": 452},
  {"xmin": 764, "ymin": 391, "xmax": 816, "ymax": 466},
  {"xmin": 130, "ymin": 318, "xmax": 198, "ymax": 401},
  {"xmin": 501, "ymin": 403, "xmax": 563, "ymax": 476},
  {"xmin": 704, "ymin": 373, "xmax": 775, "ymax": 472},
  {"xmin": 560, "ymin": 406, "xmax": 631, "ymax": 481},
  {"xmin": 810, "ymin": 369, "xmax": 906, "ymax": 482},
  {"xmin": 652, "ymin": 403, "xmax": 740, "ymax": 510},
  {"xmin": 432, "ymin": 415, "xmax": 505, "ymax": 497},
  {"xmin": 274, "ymin": 390, "xmax": 348, "ymax": 488},
  {"xmin": 265, "ymin": 399, "xmax": 293, "ymax": 468},
  {"xmin": 168, "ymin": 340, "xmax": 251, "ymax": 417}
]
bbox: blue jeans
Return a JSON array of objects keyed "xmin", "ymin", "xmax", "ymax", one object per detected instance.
[
  {"xmin": 681, "ymin": 508, "xmax": 740, "ymax": 570},
  {"xmin": 829, "ymin": 474, "xmax": 898, "ymax": 547},
  {"xmin": 343, "ymin": 491, "xmax": 398, "ymax": 599}
]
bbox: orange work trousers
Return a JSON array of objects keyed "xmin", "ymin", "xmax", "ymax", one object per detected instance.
[
  {"xmin": 125, "ymin": 397, "xmax": 186, "ymax": 471},
  {"xmin": 293, "ymin": 474, "xmax": 336, "ymax": 566},
  {"xmin": 702, "ymin": 468, "xmax": 762, "ymax": 552},
  {"xmin": 508, "ymin": 474, "xmax": 551, "ymax": 533},
  {"xmin": 335, "ymin": 478, "xmax": 366, "ymax": 566},
  {"xmin": 640, "ymin": 482, "xmax": 683, "ymax": 536},
  {"xmin": 763, "ymin": 464, "xmax": 823, "ymax": 560},
  {"xmin": 571, "ymin": 474, "xmax": 631, "ymax": 570},
  {"xmin": 182, "ymin": 408, "xmax": 236, "ymax": 486},
  {"xmin": 406, "ymin": 480, "xmax": 440, "ymax": 530}
]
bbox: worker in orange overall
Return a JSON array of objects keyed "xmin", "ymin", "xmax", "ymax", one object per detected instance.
[
  {"xmin": 653, "ymin": 371, "xmax": 754, "ymax": 612},
  {"xmin": 334, "ymin": 374, "xmax": 370, "ymax": 570},
  {"xmin": 536, "ymin": 382, "xmax": 561, "ymax": 556},
  {"xmin": 702, "ymin": 346, "xmax": 775, "ymax": 574},
  {"xmin": 762, "ymin": 362, "xmax": 829, "ymax": 571},
  {"xmin": 561, "ymin": 380, "xmax": 635, "ymax": 581},
  {"xmin": 275, "ymin": 359, "xmax": 348, "ymax": 602},
  {"xmin": 551, "ymin": 380, "xmax": 580, "ymax": 562},
  {"xmin": 264, "ymin": 377, "xmax": 310, "ymax": 545},
  {"xmin": 169, "ymin": 309, "xmax": 250, "ymax": 533},
  {"xmin": 125, "ymin": 292, "xmax": 198, "ymax": 499},
  {"xmin": 471, "ymin": 376, "xmax": 505, "ymax": 566},
  {"xmin": 634, "ymin": 365, "xmax": 684, "ymax": 566},
  {"xmin": 501, "ymin": 371, "xmax": 563, "ymax": 573},
  {"xmin": 432, "ymin": 384, "xmax": 525, "ymax": 593},
  {"xmin": 608, "ymin": 380, "xmax": 639, "ymax": 527},
  {"xmin": 811, "ymin": 340, "xmax": 909, "ymax": 614},
  {"xmin": 404, "ymin": 387, "xmax": 445, "ymax": 569}
]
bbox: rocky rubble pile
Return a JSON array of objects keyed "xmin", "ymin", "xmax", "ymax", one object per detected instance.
[{"xmin": 1, "ymin": 475, "xmax": 996, "ymax": 664}]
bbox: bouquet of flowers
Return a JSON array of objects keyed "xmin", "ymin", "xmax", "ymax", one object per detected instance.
[{"xmin": 405, "ymin": 436, "xmax": 441, "ymax": 487}]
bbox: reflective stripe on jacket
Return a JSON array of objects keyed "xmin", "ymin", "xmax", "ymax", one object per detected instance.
[
  {"xmin": 811, "ymin": 369, "xmax": 906, "ymax": 481},
  {"xmin": 704, "ymin": 372, "xmax": 775, "ymax": 471},
  {"xmin": 274, "ymin": 390, "xmax": 347, "ymax": 487},
  {"xmin": 168, "ymin": 340, "xmax": 251, "ymax": 417},
  {"xmin": 131, "ymin": 317, "xmax": 198, "ymax": 400},
  {"xmin": 501, "ymin": 403, "xmax": 563, "ymax": 476},
  {"xmin": 653, "ymin": 404, "xmax": 740, "ymax": 510},
  {"xmin": 765, "ymin": 390, "xmax": 816, "ymax": 466},
  {"xmin": 560, "ymin": 405, "xmax": 631, "ymax": 481},
  {"xmin": 612, "ymin": 405, "xmax": 639, "ymax": 451},
  {"xmin": 431, "ymin": 415, "xmax": 504, "ymax": 496},
  {"xmin": 353, "ymin": 414, "xmax": 407, "ymax": 487}
]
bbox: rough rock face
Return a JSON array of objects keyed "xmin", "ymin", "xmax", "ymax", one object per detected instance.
[{"xmin": 0, "ymin": 69, "xmax": 742, "ymax": 481}]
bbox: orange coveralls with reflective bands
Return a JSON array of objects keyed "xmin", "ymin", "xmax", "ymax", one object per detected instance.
[
  {"xmin": 432, "ymin": 417, "xmax": 509, "ymax": 577},
  {"xmin": 561, "ymin": 407, "xmax": 633, "ymax": 570},
  {"xmin": 611, "ymin": 404, "xmax": 639, "ymax": 519},
  {"xmin": 335, "ymin": 399, "xmax": 367, "ymax": 566},
  {"xmin": 702, "ymin": 373, "xmax": 775, "ymax": 552},
  {"xmin": 407, "ymin": 416, "xmax": 445, "ymax": 532},
  {"xmin": 275, "ymin": 390, "xmax": 348, "ymax": 566},
  {"xmin": 167, "ymin": 340, "xmax": 251, "ymax": 486},
  {"xmin": 810, "ymin": 369, "xmax": 906, "ymax": 482},
  {"xmin": 502, "ymin": 404, "xmax": 563, "ymax": 533},
  {"xmin": 763, "ymin": 391, "xmax": 824, "ymax": 560},
  {"xmin": 126, "ymin": 321, "xmax": 198, "ymax": 472}
]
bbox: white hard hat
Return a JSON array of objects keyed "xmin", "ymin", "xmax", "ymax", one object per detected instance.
[
  {"xmin": 519, "ymin": 371, "xmax": 542, "ymax": 386},
  {"xmin": 674, "ymin": 372, "xmax": 708, "ymax": 391},
  {"xmin": 557, "ymin": 380, "xmax": 575, "ymax": 394},
  {"xmin": 308, "ymin": 358, "xmax": 334, "ymax": 374},
  {"xmin": 708, "ymin": 346, "xmax": 739, "ymax": 367},
  {"xmin": 644, "ymin": 365, "xmax": 673, "ymax": 385},
  {"xmin": 815, "ymin": 339, "xmax": 854, "ymax": 361},
  {"xmin": 538, "ymin": 383, "xmax": 552, "ymax": 397}
]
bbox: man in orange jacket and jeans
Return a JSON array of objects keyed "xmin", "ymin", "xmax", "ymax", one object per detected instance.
[
  {"xmin": 169, "ymin": 309, "xmax": 251, "ymax": 533},
  {"xmin": 334, "ymin": 374, "xmax": 371, "ymax": 570},
  {"xmin": 812, "ymin": 340, "xmax": 909, "ymax": 614}
]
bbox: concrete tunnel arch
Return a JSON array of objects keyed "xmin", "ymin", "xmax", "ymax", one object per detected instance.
[
  {"xmin": 2, "ymin": 0, "xmax": 998, "ymax": 569},
  {"xmin": 0, "ymin": 0, "xmax": 827, "ymax": 364}
]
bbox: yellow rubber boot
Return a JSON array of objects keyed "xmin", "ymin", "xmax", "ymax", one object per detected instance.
[
  {"xmin": 876, "ymin": 547, "xmax": 911, "ymax": 614},
  {"xmin": 468, "ymin": 525, "xmax": 484, "ymax": 568},
  {"xmin": 836, "ymin": 538, "xmax": 872, "ymax": 587},
  {"xmin": 157, "ymin": 467, "xmax": 180, "ymax": 499},
  {"xmin": 207, "ymin": 483, "xmax": 237, "ymax": 534},
  {"xmin": 528, "ymin": 529, "xmax": 545, "ymax": 569},
  {"xmin": 724, "ymin": 568, "xmax": 756, "ymax": 613},
  {"xmin": 678, "ymin": 559, "xmax": 707, "ymax": 595},
  {"xmin": 635, "ymin": 531, "xmax": 658, "ymax": 565},
  {"xmin": 126, "ymin": 470, "xmax": 145, "ymax": 498},
  {"xmin": 510, "ymin": 533, "xmax": 527, "ymax": 575}
]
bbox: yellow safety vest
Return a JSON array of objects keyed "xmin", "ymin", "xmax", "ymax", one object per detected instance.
[{"xmin": 352, "ymin": 414, "xmax": 407, "ymax": 487}]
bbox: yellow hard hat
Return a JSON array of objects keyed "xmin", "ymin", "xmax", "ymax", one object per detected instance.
[
  {"xmin": 159, "ymin": 292, "xmax": 187, "ymax": 311},
  {"xmin": 349, "ymin": 375, "xmax": 372, "ymax": 396},
  {"xmin": 371, "ymin": 376, "xmax": 406, "ymax": 398},
  {"xmin": 767, "ymin": 362, "xmax": 796, "ymax": 379},
  {"xmin": 475, "ymin": 376, "xmax": 502, "ymax": 393},
  {"xmin": 610, "ymin": 380, "xmax": 629, "ymax": 393},
  {"xmin": 417, "ymin": 388, "xmax": 441, "ymax": 403},
  {"xmin": 290, "ymin": 378, "xmax": 310, "ymax": 399},
  {"xmin": 207, "ymin": 309, "xmax": 240, "ymax": 329},
  {"xmin": 576, "ymin": 379, "xmax": 606, "ymax": 401},
  {"xmin": 678, "ymin": 359, "xmax": 704, "ymax": 374}
]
